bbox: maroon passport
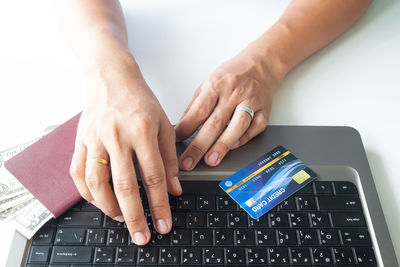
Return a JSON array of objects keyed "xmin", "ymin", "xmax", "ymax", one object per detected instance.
[{"xmin": 4, "ymin": 113, "xmax": 82, "ymax": 218}]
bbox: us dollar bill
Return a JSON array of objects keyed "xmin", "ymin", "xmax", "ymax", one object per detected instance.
[
  {"xmin": 0, "ymin": 168, "xmax": 28, "ymax": 202},
  {"xmin": 11, "ymin": 200, "xmax": 53, "ymax": 239},
  {"xmin": 0, "ymin": 191, "xmax": 34, "ymax": 213},
  {"xmin": 0, "ymin": 197, "xmax": 36, "ymax": 222}
]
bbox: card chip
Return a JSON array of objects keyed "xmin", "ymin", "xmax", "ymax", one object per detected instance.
[{"xmin": 292, "ymin": 170, "xmax": 311, "ymax": 184}]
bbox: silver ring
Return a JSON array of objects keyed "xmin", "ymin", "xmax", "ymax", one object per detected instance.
[{"xmin": 235, "ymin": 105, "xmax": 254, "ymax": 120}]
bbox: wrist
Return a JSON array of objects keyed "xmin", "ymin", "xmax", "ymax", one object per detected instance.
[{"xmin": 84, "ymin": 49, "xmax": 149, "ymax": 97}]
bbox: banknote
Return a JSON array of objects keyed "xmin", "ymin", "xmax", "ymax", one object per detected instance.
[
  {"xmin": 0, "ymin": 168, "xmax": 28, "ymax": 201},
  {"xmin": 0, "ymin": 197, "xmax": 36, "ymax": 222},
  {"xmin": 0, "ymin": 191, "xmax": 34, "ymax": 213},
  {"xmin": 10, "ymin": 200, "xmax": 53, "ymax": 239}
]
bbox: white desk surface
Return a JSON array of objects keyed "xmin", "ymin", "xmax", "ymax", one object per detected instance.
[{"xmin": 1, "ymin": 0, "xmax": 399, "ymax": 265}]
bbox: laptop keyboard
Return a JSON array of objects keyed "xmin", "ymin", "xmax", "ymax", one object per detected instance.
[{"xmin": 26, "ymin": 181, "xmax": 377, "ymax": 266}]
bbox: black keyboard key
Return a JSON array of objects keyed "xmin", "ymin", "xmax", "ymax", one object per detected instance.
[
  {"xmin": 340, "ymin": 229, "xmax": 371, "ymax": 245},
  {"xmin": 289, "ymin": 212, "xmax": 310, "ymax": 227},
  {"xmin": 169, "ymin": 195, "xmax": 177, "ymax": 210},
  {"xmin": 319, "ymin": 229, "xmax": 340, "ymax": 246},
  {"xmin": 228, "ymin": 211, "xmax": 248, "ymax": 228},
  {"xmin": 87, "ymin": 229, "xmax": 106, "ymax": 244},
  {"xmin": 269, "ymin": 212, "xmax": 289, "ymax": 227},
  {"xmin": 197, "ymin": 195, "xmax": 216, "ymax": 210},
  {"xmin": 290, "ymin": 247, "xmax": 311, "ymax": 265},
  {"xmin": 171, "ymin": 229, "xmax": 191, "ymax": 245},
  {"xmin": 81, "ymin": 201, "xmax": 100, "ymax": 211},
  {"xmin": 159, "ymin": 247, "xmax": 179, "ymax": 264},
  {"xmin": 246, "ymin": 248, "xmax": 267, "ymax": 264},
  {"xmin": 203, "ymin": 247, "xmax": 224, "ymax": 265},
  {"xmin": 268, "ymin": 247, "xmax": 289, "ymax": 265},
  {"xmin": 54, "ymin": 228, "xmax": 85, "ymax": 245},
  {"xmin": 51, "ymin": 246, "xmax": 93, "ymax": 263},
  {"xmin": 193, "ymin": 229, "xmax": 213, "ymax": 245},
  {"xmin": 354, "ymin": 247, "xmax": 376, "ymax": 265},
  {"xmin": 298, "ymin": 229, "xmax": 319, "ymax": 246},
  {"xmin": 334, "ymin": 181, "xmax": 358, "ymax": 195},
  {"xmin": 104, "ymin": 216, "xmax": 124, "ymax": 228},
  {"xmin": 181, "ymin": 248, "xmax": 202, "ymax": 265},
  {"xmin": 207, "ymin": 212, "xmax": 227, "ymax": 228},
  {"xmin": 331, "ymin": 212, "xmax": 366, "ymax": 227},
  {"xmin": 28, "ymin": 246, "xmax": 51, "ymax": 263},
  {"xmin": 116, "ymin": 247, "xmax": 136, "ymax": 264},
  {"xmin": 318, "ymin": 196, "xmax": 361, "ymax": 211},
  {"xmin": 333, "ymin": 247, "xmax": 355, "ymax": 264},
  {"xmin": 310, "ymin": 212, "xmax": 331, "ymax": 228},
  {"xmin": 214, "ymin": 229, "xmax": 234, "ymax": 245},
  {"xmin": 57, "ymin": 211, "xmax": 102, "ymax": 226},
  {"xmin": 32, "ymin": 227, "xmax": 55, "ymax": 245},
  {"xmin": 225, "ymin": 248, "xmax": 245, "ymax": 265},
  {"xmin": 217, "ymin": 195, "xmax": 237, "ymax": 210},
  {"xmin": 172, "ymin": 212, "xmax": 185, "ymax": 228},
  {"xmin": 296, "ymin": 183, "xmax": 314, "ymax": 195},
  {"xmin": 248, "ymin": 215, "xmax": 268, "ymax": 227},
  {"xmin": 187, "ymin": 212, "xmax": 206, "ymax": 227},
  {"xmin": 138, "ymin": 247, "xmax": 158, "ymax": 265},
  {"xmin": 296, "ymin": 196, "xmax": 317, "ymax": 210},
  {"xmin": 255, "ymin": 229, "xmax": 276, "ymax": 245},
  {"xmin": 108, "ymin": 229, "xmax": 128, "ymax": 245},
  {"xmin": 177, "ymin": 195, "xmax": 196, "ymax": 210},
  {"xmin": 277, "ymin": 196, "xmax": 296, "ymax": 211},
  {"xmin": 314, "ymin": 181, "xmax": 333, "ymax": 195},
  {"xmin": 277, "ymin": 229, "xmax": 298, "ymax": 246},
  {"xmin": 94, "ymin": 247, "xmax": 115, "ymax": 264},
  {"xmin": 234, "ymin": 229, "xmax": 255, "ymax": 246},
  {"xmin": 312, "ymin": 247, "xmax": 333, "ymax": 265},
  {"xmin": 150, "ymin": 230, "xmax": 171, "ymax": 246}
]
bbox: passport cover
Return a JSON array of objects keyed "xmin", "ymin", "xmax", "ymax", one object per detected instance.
[{"xmin": 4, "ymin": 113, "xmax": 82, "ymax": 217}]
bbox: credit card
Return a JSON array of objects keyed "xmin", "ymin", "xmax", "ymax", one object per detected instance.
[{"xmin": 219, "ymin": 145, "xmax": 317, "ymax": 219}]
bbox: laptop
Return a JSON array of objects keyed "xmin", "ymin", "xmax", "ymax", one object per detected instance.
[{"xmin": 6, "ymin": 125, "xmax": 398, "ymax": 266}]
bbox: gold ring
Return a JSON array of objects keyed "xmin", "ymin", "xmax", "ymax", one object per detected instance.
[{"xmin": 86, "ymin": 158, "xmax": 109, "ymax": 165}]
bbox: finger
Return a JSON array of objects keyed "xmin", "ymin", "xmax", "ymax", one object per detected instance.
[
  {"xmin": 237, "ymin": 110, "xmax": 268, "ymax": 148},
  {"xmin": 175, "ymin": 86, "xmax": 218, "ymax": 141},
  {"xmin": 159, "ymin": 120, "xmax": 182, "ymax": 196},
  {"xmin": 179, "ymin": 104, "xmax": 233, "ymax": 171},
  {"xmin": 136, "ymin": 136, "xmax": 172, "ymax": 235},
  {"xmin": 85, "ymin": 143, "xmax": 123, "ymax": 221},
  {"xmin": 109, "ymin": 146, "xmax": 150, "ymax": 246},
  {"xmin": 204, "ymin": 104, "xmax": 253, "ymax": 166},
  {"xmin": 70, "ymin": 143, "xmax": 93, "ymax": 201}
]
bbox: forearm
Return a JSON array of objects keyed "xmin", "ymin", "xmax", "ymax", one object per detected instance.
[
  {"xmin": 251, "ymin": 0, "xmax": 373, "ymax": 81},
  {"xmin": 53, "ymin": 0, "xmax": 140, "ymax": 82}
]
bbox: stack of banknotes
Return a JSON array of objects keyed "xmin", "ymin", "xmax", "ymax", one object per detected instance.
[{"xmin": 0, "ymin": 130, "xmax": 56, "ymax": 239}]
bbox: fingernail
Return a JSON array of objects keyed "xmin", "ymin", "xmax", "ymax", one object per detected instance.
[
  {"xmin": 172, "ymin": 176, "xmax": 182, "ymax": 194},
  {"xmin": 156, "ymin": 219, "xmax": 169, "ymax": 234},
  {"xmin": 182, "ymin": 157, "xmax": 193, "ymax": 170},
  {"xmin": 208, "ymin": 151, "xmax": 219, "ymax": 164},
  {"xmin": 113, "ymin": 215, "xmax": 125, "ymax": 223},
  {"xmin": 231, "ymin": 140, "xmax": 240, "ymax": 150},
  {"xmin": 90, "ymin": 200, "xmax": 99, "ymax": 209},
  {"xmin": 133, "ymin": 232, "xmax": 147, "ymax": 245}
]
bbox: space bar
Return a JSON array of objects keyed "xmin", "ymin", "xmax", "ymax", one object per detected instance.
[{"xmin": 50, "ymin": 246, "xmax": 93, "ymax": 263}]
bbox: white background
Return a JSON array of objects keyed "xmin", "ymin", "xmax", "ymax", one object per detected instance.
[{"xmin": 0, "ymin": 0, "xmax": 399, "ymax": 265}]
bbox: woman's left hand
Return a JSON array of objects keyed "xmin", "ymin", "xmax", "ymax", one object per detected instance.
[{"xmin": 175, "ymin": 45, "xmax": 286, "ymax": 170}]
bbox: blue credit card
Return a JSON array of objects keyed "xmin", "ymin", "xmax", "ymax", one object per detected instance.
[{"xmin": 219, "ymin": 145, "xmax": 317, "ymax": 219}]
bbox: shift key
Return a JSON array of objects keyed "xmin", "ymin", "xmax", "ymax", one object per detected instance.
[
  {"xmin": 51, "ymin": 246, "xmax": 93, "ymax": 263},
  {"xmin": 57, "ymin": 211, "xmax": 103, "ymax": 226},
  {"xmin": 318, "ymin": 196, "xmax": 361, "ymax": 211}
]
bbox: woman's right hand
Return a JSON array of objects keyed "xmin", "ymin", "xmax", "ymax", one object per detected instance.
[{"xmin": 69, "ymin": 59, "xmax": 182, "ymax": 246}]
